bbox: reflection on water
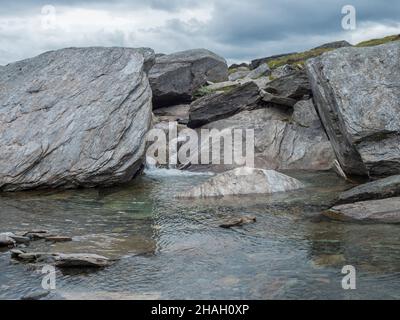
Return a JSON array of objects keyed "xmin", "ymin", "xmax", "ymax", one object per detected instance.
[{"xmin": 0, "ymin": 170, "xmax": 399, "ymax": 300}]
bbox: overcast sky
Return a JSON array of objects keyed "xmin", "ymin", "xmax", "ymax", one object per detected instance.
[{"xmin": 0, "ymin": 0, "xmax": 399, "ymax": 65}]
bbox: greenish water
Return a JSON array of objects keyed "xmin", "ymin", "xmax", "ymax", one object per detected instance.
[{"xmin": 0, "ymin": 169, "xmax": 399, "ymax": 300}]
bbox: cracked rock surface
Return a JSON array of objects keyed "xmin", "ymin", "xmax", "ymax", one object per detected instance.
[{"xmin": 0, "ymin": 47, "xmax": 154, "ymax": 191}]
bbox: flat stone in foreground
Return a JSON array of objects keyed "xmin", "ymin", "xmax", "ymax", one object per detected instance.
[
  {"xmin": 149, "ymin": 49, "xmax": 228, "ymax": 108},
  {"xmin": 0, "ymin": 47, "xmax": 154, "ymax": 191},
  {"xmin": 325, "ymin": 197, "xmax": 400, "ymax": 223},
  {"xmin": 54, "ymin": 253, "xmax": 110, "ymax": 268},
  {"xmin": 177, "ymin": 167, "xmax": 304, "ymax": 198},
  {"xmin": 337, "ymin": 175, "xmax": 400, "ymax": 204},
  {"xmin": 11, "ymin": 250, "xmax": 110, "ymax": 268},
  {"xmin": 0, "ymin": 233, "xmax": 16, "ymax": 247}
]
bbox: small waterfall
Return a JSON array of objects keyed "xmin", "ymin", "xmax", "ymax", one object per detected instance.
[{"xmin": 144, "ymin": 156, "xmax": 213, "ymax": 177}]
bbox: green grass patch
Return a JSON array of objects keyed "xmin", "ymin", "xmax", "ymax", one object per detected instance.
[
  {"xmin": 193, "ymin": 84, "xmax": 238, "ymax": 99},
  {"xmin": 265, "ymin": 34, "xmax": 400, "ymax": 70},
  {"xmin": 267, "ymin": 48, "xmax": 334, "ymax": 70},
  {"xmin": 356, "ymin": 34, "xmax": 400, "ymax": 47},
  {"xmin": 193, "ymin": 86, "xmax": 215, "ymax": 99},
  {"xmin": 228, "ymin": 68, "xmax": 238, "ymax": 75}
]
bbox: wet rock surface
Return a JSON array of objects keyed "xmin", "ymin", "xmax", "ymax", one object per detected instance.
[
  {"xmin": 219, "ymin": 216, "xmax": 257, "ymax": 228},
  {"xmin": 11, "ymin": 250, "xmax": 111, "ymax": 268},
  {"xmin": 325, "ymin": 197, "xmax": 400, "ymax": 223},
  {"xmin": 0, "ymin": 233, "xmax": 16, "ymax": 247},
  {"xmin": 178, "ymin": 167, "xmax": 305, "ymax": 198},
  {"xmin": 188, "ymin": 81, "xmax": 262, "ymax": 128},
  {"xmin": 337, "ymin": 175, "xmax": 400, "ymax": 204}
]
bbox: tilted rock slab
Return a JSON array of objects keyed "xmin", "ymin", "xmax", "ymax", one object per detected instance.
[
  {"xmin": 337, "ymin": 175, "xmax": 400, "ymax": 205},
  {"xmin": 177, "ymin": 167, "xmax": 304, "ymax": 198},
  {"xmin": 188, "ymin": 81, "xmax": 261, "ymax": 128},
  {"xmin": 0, "ymin": 47, "xmax": 154, "ymax": 191},
  {"xmin": 149, "ymin": 49, "xmax": 228, "ymax": 108},
  {"xmin": 306, "ymin": 42, "xmax": 400, "ymax": 178},
  {"xmin": 325, "ymin": 197, "xmax": 400, "ymax": 224},
  {"xmin": 11, "ymin": 250, "xmax": 110, "ymax": 268}
]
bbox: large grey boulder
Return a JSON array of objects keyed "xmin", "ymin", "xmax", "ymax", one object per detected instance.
[
  {"xmin": 0, "ymin": 47, "xmax": 154, "ymax": 191},
  {"xmin": 149, "ymin": 49, "xmax": 228, "ymax": 108},
  {"xmin": 177, "ymin": 167, "xmax": 304, "ymax": 198},
  {"xmin": 337, "ymin": 175, "xmax": 400, "ymax": 204},
  {"xmin": 188, "ymin": 81, "xmax": 261, "ymax": 128},
  {"xmin": 306, "ymin": 41, "xmax": 400, "ymax": 178},
  {"xmin": 325, "ymin": 197, "xmax": 400, "ymax": 223}
]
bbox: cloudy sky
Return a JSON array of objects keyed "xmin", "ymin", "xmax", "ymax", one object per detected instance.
[{"xmin": 0, "ymin": 0, "xmax": 399, "ymax": 65}]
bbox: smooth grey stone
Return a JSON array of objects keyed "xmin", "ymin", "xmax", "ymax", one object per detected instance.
[
  {"xmin": 149, "ymin": 49, "xmax": 228, "ymax": 108},
  {"xmin": 0, "ymin": 47, "xmax": 154, "ymax": 191}
]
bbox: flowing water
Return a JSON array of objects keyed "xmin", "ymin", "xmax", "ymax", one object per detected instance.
[{"xmin": 0, "ymin": 169, "xmax": 399, "ymax": 300}]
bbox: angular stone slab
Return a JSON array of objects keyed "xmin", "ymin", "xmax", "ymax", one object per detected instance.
[
  {"xmin": 325, "ymin": 197, "xmax": 400, "ymax": 223},
  {"xmin": 0, "ymin": 47, "xmax": 154, "ymax": 191},
  {"xmin": 306, "ymin": 42, "xmax": 400, "ymax": 178},
  {"xmin": 337, "ymin": 175, "xmax": 400, "ymax": 204}
]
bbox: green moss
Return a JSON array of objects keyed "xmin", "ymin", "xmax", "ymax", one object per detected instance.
[
  {"xmin": 252, "ymin": 34, "xmax": 399, "ymax": 72},
  {"xmin": 228, "ymin": 68, "xmax": 238, "ymax": 75},
  {"xmin": 193, "ymin": 86, "xmax": 215, "ymax": 98},
  {"xmin": 356, "ymin": 34, "xmax": 400, "ymax": 47},
  {"xmin": 267, "ymin": 48, "xmax": 334, "ymax": 70},
  {"xmin": 218, "ymin": 85, "xmax": 237, "ymax": 93},
  {"xmin": 193, "ymin": 84, "xmax": 237, "ymax": 99}
]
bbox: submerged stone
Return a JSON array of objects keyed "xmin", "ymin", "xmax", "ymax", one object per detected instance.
[{"xmin": 177, "ymin": 167, "xmax": 304, "ymax": 198}]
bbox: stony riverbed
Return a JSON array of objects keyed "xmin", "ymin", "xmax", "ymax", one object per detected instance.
[{"xmin": 1, "ymin": 169, "xmax": 399, "ymax": 300}]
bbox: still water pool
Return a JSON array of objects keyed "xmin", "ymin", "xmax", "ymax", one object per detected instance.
[{"xmin": 0, "ymin": 169, "xmax": 399, "ymax": 299}]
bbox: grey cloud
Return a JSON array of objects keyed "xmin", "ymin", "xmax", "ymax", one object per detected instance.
[
  {"xmin": 0, "ymin": 0, "xmax": 399, "ymax": 65},
  {"xmin": 206, "ymin": 0, "xmax": 400, "ymax": 44},
  {"xmin": 0, "ymin": 0, "xmax": 205, "ymax": 15}
]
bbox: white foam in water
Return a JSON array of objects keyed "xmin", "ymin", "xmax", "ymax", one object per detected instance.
[
  {"xmin": 144, "ymin": 167, "xmax": 214, "ymax": 177},
  {"xmin": 144, "ymin": 157, "xmax": 214, "ymax": 177}
]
